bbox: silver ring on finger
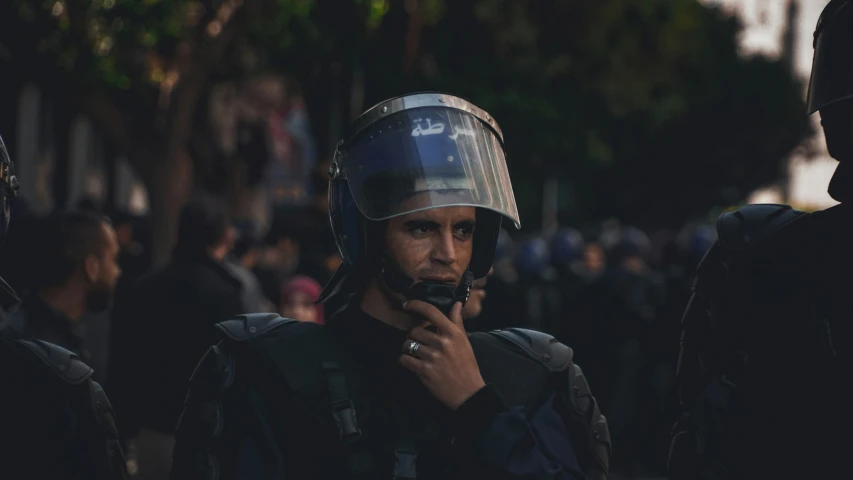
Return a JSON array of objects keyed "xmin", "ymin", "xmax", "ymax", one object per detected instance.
[{"xmin": 407, "ymin": 341, "xmax": 421, "ymax": 357}]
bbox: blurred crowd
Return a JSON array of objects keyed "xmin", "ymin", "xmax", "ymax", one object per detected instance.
[
  {"xmin": 466, "ymin": 220, "xmax": 717, "ymax": 477},
  {"xmin": 0, "ymin": 69, "xmax": 725, "ymax": 479},
  {"xmin": 0, "ymin": 178, "xmax": 718, "ymax": 478}
]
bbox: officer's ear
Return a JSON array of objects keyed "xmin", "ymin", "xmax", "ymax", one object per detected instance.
[{"xmin": 83, "ymin": 253, "xmax": 101, "ymax": 284}]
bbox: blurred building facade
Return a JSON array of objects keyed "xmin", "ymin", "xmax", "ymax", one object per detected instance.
[
  {"xmin": 703, "ymin": 0, "xmax": 838, "ymax": 210},
  {"xmin": 6, "ymin": 1, "xmax": 837, "ymax": 217},
  {"xmin": 12, "ymin": 84, "xmax": 148, "ymax": 215},
  {"xmin": 10, "ymin": 73, "xmax": 314, "ymax": 230}
]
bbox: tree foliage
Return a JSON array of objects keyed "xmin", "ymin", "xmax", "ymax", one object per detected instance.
[
  {"xmin": 0, "ymin": 0, "xmax": 372, "ymax": 263},
  {"xmin": 358, "ymin": 0, "xmax": 814, "ymax": 229},
  {"xmin": 0, "ymin": 0, "xmax": 813, "ymax": 248}
]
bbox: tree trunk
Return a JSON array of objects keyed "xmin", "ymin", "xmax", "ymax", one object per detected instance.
[
  {"xmin": 146, "ymin": 147, "xmax": 195, "ymax": 267},
  {"xmin": 404, "ymin": 0, "xmax": 424, "ymax": 77},
  {"xmin": 78, "ymin": 3, "xmax": 247, "ymax": 265}
]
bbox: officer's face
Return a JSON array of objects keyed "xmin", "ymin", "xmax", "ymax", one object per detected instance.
[
  {"xmin": 91, "ymin": 223, "xmax": 122, "ymax": 293},
  {"xmin": 385, "ymin": 206, "xmax": 476, "ymax": 287}
]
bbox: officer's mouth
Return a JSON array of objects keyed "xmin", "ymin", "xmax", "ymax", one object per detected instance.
[{"xmin": 421, "ymin": 276, "xmax": 458, "ymax": 284}]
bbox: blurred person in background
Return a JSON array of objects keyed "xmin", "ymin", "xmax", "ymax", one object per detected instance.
[
  {"xmin": 549, "ymin": 227, "xmax": 587, "ymax": 344},
  {"xmin": 77, "ymin": 210, "xmax": 151, "ymax": 384},
  {"xmin": 470, "ymin": 227, "xmax": 524, "ymax": 333},
  {"xmin": 263, "ymin": 75, "xmax": 317, "ymax": 207},
  {"xmin": 580, "ymin": 241, "xmax": 606, "ymax": 281},
  {"xmin": 279, "ymin": 77, "xmax": 317, "ymax": 199},
  {"xmin": 110, "ymin": 210, "xmax": 149, "ymax": 286},
  {"xmin": 573, "ymin": 226, "xmax": 666, "ymax": 476},
  {"xmin": 107, "ymin": 192, "xmax": 243, "ymax": 480},
  {"xmin": 670, "ymin": 2, "xmax": 853, "ymax": 478},
  {"xmin": 0, "ymin": 134, "xmax": 18, "ymax": 316},
  {"xmin": 0, "ymin": 137, "xmax": 128, "ymax": 479},
  {"xmin": 225, "ymin": 222, "xmax": 272, "ymax": 312},
  {"xmin": 0, "ymin": 211, "xmax": 121, "ymax": 363},
  {"xmin": 550, "ymin": 227, "xmax": 586, "ymax": 285},
  {"xmin": 277, "ymin": 274, "xmax": 324, "ymax": 324},
  {"xmin": 514, "ymin": 236, "xmax": 562, "ymax": 336},
  {"xmin": 253, "ymin": 206, "xmax": 304, "ymax": 302},
  {"xmin": 603, "ymin": 227, "xmax": 666, "ymax": 329}
]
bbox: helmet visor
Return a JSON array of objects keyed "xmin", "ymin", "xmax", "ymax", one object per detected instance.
[{"xmin": 341, "ymin": 106, "xmax": 520, "ymax": 228}]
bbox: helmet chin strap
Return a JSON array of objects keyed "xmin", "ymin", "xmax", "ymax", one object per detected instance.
[{"xmin": 379, "ymin": 257, "xmax": 473, "ymax": 316}]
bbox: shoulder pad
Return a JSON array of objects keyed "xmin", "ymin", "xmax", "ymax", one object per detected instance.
[
  {"xmin": 215, "ymin": 313, "xmax": 297, "ymax": 342},
  {"xmin": 16, "ymin": 339, "xmax": 93, "ymax": 385},
  {"xmin": 488, "ymin": 328, "xmax": 573, "ymax": 372},
  {"xmin": 716, "ymin": 204, "xmax": 807, "ymax": 252},
  {"xmin": 0, "ymin": 276, "xmax": 18, "ymax": 311}
]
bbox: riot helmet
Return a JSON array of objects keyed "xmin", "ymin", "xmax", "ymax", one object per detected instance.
[
  {"xmin": 494, "ymin": 227, "xmax": 515, "ymax": 264},
  {"xmin": 611, "ymin": 226, "xmax": 651, "ymax": 262},
  {"xmin": 807, "ymin": 0, "xmax": 853, "ymax": 115},
  {"xmin": 515, "ymin": 237, "xmax": 550, "ymax": 277},
  {"xmin": 684, "ymin": 224, "xmax": 716, "ymax": 264},
  {"xmin": 807, "ymin": 0, "xmax": 853, "ymax": 199},
  {"xmin": 0, "ymin": 134, "xmax": 19, "ymax": 246},
  {"xmin": 322, "ymin": 93, "xmax": 520, "ymax": 313},
  {"xmin": 550, "ymin": 227, "xmax": 585, "ymax": 265}
]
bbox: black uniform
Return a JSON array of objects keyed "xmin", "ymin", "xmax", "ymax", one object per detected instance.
[
  {"xmin": 669, "ymin": 204, "xmax": 850, "ymax": 479},
  {"xmin": 170, "ymin": 309, "xmax": 610, "ymax": 479},
  {"xmin": 0, "ymin": 294, "xmax": 90, "ymax": 361},
  {"xmin": 0, "ymin": 276, "xmax": 17, "ymax": 311},
  {"xmin": 670, "ymin": 2, "xmax": 853, "ymax": 477},
  {"xmin": 0, "ymin": 338, "xmax": 127, "ymax": 479},
  {"xmin": 0, "ymin": 133, "xmax": 126, "ymax": 479},
  {"xmin": 0, "ymin": 269, "xmax": 126, "ymax": 479},
  {"xmin": 172, "ymin": 93, "xmax": 611, "ymax": 479}
]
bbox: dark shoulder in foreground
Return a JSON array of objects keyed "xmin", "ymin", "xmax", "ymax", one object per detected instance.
[
  {"xmin": 716, "ymin": 203, "xmax": 808, "ymax": 253},
  {"xmin": 470, "ymin": 327, "xmax": 572, "ymax": 371},
  {"xmin": 470, "ymin": 327, "xmax": 612, "ymax": 478},
  {"xmin": 213, "ymin": 313, "xmax": 336, "ymax": 381},
  {"xmin": 469, "ymin": 327, "xmax": 573, "ymax": 408},
  {"xmin": 216, "ymin": 312, "xmax": 302, "ymax": 341},
  {"xmin": 0, "ymin": 337, "xmax": 93, "ymax": 385},
  {"xmin": 0, "ymin": 275, "xmax": 19, "ymax": 312},
  {"xmin": 217, "ymin": 314, "xmax": 575, "ymax": 377}
]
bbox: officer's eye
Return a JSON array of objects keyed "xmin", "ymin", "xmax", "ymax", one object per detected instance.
[
  {"xmin": 454, "ymin": 222, "xmax": 475, "ymax": 239},
  {"xmin": 405, "ymin": 221, "xmax": 436, "ymax": 237}
]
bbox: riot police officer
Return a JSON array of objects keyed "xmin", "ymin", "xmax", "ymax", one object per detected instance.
[
  {"xmin": 669, "ymin": 2, "xmax": 853, "ymax": 478},
  {"xmin": 515, "ymin": 236, "xmax": 562, "ymax": 335},
  {"xmin": 0, "ymin": 134, "xmax": 19, "ymax": 315},
  {"xmin": 170, "ymin": 93, "xmax": 610, "ymax": 479},
  {"xmin": 0, "ymin": 134, "xmax": 127, "ymax": 479}
]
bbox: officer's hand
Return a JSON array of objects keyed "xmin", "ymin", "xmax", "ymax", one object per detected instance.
[{"xmin": 399, "ymin": 300, "xmax": 486, "ymax": 410}]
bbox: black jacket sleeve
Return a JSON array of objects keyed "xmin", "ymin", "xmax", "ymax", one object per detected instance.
[{"xmin": 451, "ymin": 385, "xmax": 586, "ymax": 479}]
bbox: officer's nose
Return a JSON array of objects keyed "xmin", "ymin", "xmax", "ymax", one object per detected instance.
[{"xmin": 432, "ymin": 230, "xmax": 458, "ymax": 265}]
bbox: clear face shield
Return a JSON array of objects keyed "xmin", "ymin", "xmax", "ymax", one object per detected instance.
[
  {"xmin": 322, "ymin": 94, "xmax": 520, "ymax": 310},
  {"xmin": 333, "ymin": 100, "xmax": 520, "ymax": 230}
]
